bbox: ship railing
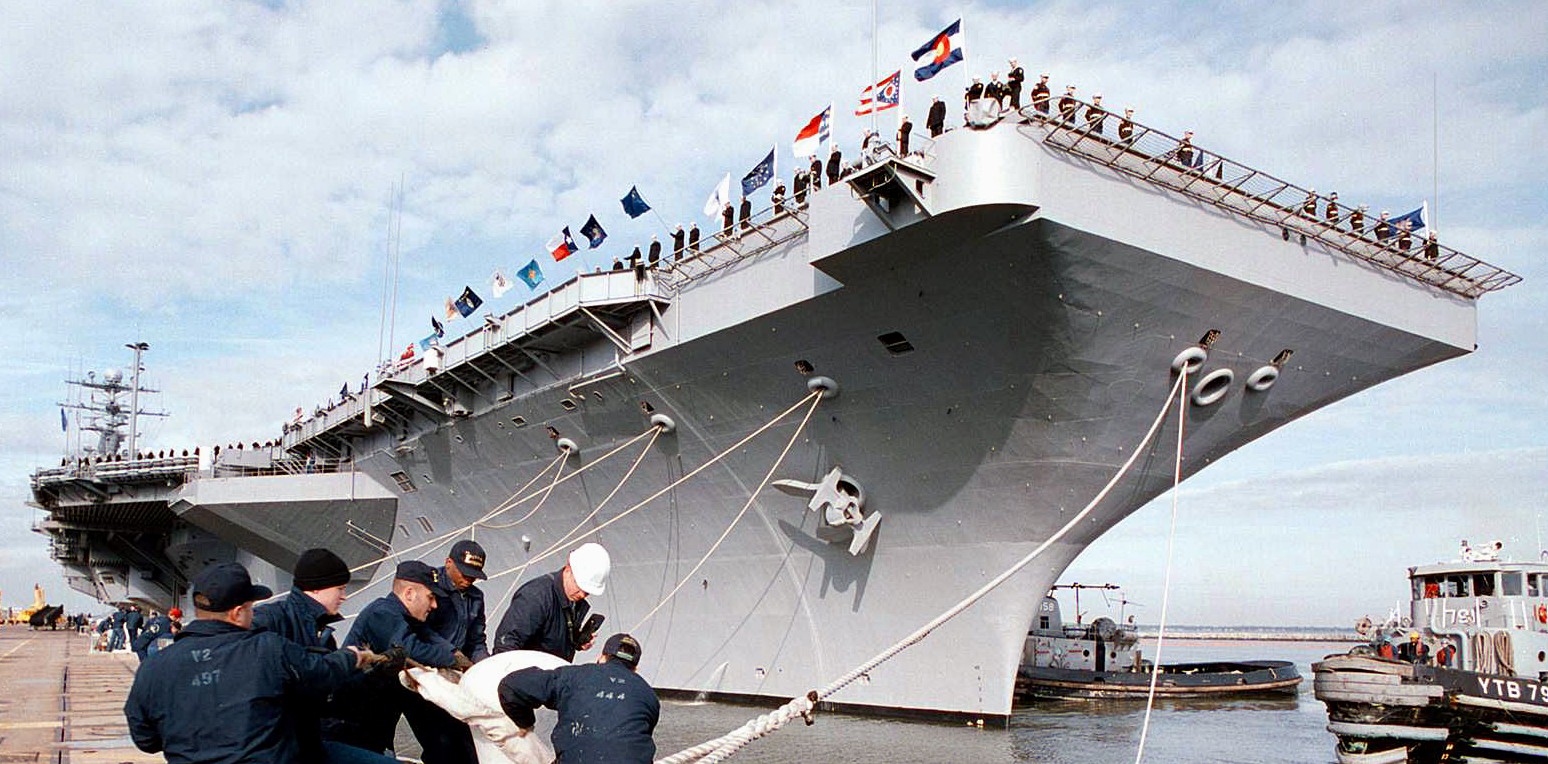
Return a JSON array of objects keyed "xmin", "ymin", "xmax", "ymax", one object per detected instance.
[
  {"xmin": 1016, "ymin": 99, "xmax": 1521, "ymax": 299},
  {"xmin": 281, "ymin": 269, "xmax": 672, "ymax": 451},
  {"xmin": 32, "ymin": 455, "xmax": 201, "ymax": 488},
  {"xmin": 655, "ymin": 201, "xmax": 813, "ymax": 289},
  {"xmin": 211, "ymin": 455, "xmax": 351, "ymax": 478}
]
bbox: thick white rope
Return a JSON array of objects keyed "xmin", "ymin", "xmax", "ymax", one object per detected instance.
[
  {"xmin": 489, "ymin": 426, "xmax": 664, "ymax": 608},
  {"xmin": 657, "ymin": 373, "xmax": 1188, "ymax": 764},
  {"xmin": 533, "ymin": 426, "xmax": 665, "ymax": 562},
  {"xmin": 1134, "ymin": 366, "xmax": 1188, "ymax": 762},
  {"xmin": 348, "ymin": 451, "xmax": 566, "ymax": 574},
  {"xmin": 478, "ymin": 455, "xmax": 568, "ymax": 530},
  {"xmin": 629, "ymin": 392, "xmax": 824, "ymax": 632},
  {"xmin": 342, "ymin": 426, "xmax": 659, "ymax": 606},
  {"xmin": 479, "ymin": 390, "xmax": 825, "ymax": 584}
]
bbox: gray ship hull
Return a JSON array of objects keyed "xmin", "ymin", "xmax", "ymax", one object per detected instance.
[{"xmin": 38, "ymin": 121, "xmax": 1493, "ymax": 721}]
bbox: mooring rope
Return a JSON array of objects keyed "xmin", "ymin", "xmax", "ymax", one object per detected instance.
[
  {"xmin": 339, "ymin": 425, "xmax": 661, "ymax": 606},
  {"xmin": 657, "ymin": 373, "xmax": 1188, "ymax": 764},
  {"xmin": 629, "ymin": 391, "xmax": 824, "ymax": 632},
  {"xmin": 1134, "ymin": 364, "xmax": 1188, "ymax": 763},
  {"xmin": 488, "ymin": 425, "xmax": 665, "ymax": 612},
  {"xmin": 477, "ymin": 454, "xmax": 568, "ymax": 530},
  {"xmin": 477, "ymin": 389, "xmax": 826, "ymax": 585}
]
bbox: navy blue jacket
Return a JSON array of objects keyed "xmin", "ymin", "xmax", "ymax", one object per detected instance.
[
  {"xmin": 254, "ymin": 587, "xmax": 343, "ymax": 650},
  {"xmin": 493, "ymin": 571, "xmax": 589, "ymax": 661},
  {"xmin": 124, "ymin": 619, "xmax": 356, "ymax": 764},
  {"xmin": 426, "ymin": 568, "xmax": 488, "ymax": 661},
  {"xmin": 323, "ymin": 594, "xmax": 457, "ymax": 752},
  {"xmin": 342, "ymin": 593, "xmax": 457, "ymax": 667},
  {"xmin": 498, "ymin": 661, "xmax": 659, "ymax": 764},
  {"xmin": 131, "ymin": 614, "xmax": 174, "ymax": 658},
  {"xmin": 253, "ymin": 589, "xmax": 346, "ymax": 761}
]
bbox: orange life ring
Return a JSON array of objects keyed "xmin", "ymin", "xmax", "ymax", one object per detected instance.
[{"xmin": 1536, "ymin": 604, "xmax": 1546, "ymax": 624}]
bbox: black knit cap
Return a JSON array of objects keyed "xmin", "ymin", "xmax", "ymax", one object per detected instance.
[{"xmin": 293, "ymin": 548, "xmax": 351, "ymax": 591}]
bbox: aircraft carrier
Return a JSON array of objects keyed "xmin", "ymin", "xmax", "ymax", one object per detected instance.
[{"xmin": 28, "ymin": 102, "xmax": 1519, "ymax": 722}]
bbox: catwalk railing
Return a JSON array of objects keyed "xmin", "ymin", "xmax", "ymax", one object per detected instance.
[
  {"xmin": 1013, "ymin": 98, "xmax": 1520, "ymax": 299},
  {"xmin": 32, "ymin": 455, "xmax": 200, "ymax": 488}
]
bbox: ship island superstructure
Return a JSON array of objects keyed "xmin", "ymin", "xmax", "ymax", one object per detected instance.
[{"xmin": 29, "ymin": 101, "xmax": 1519, "ymax": 722}]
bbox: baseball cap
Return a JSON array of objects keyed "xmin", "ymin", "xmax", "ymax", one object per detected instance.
[
  {"xmin": 449, "ymin": 539, "xmax": 488, "ymax": 581},
  {"xmin": 602, "ymin": 633, "xmax": 642, "ymax": 668},
  {"xmin": 192, "ymin": 563, "xmax": 273, "ymax": 612},
  {"xmin": 395, "ymin": 560, "xmax": 441, "ymax": 588}
]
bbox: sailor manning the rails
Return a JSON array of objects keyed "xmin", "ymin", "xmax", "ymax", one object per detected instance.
[{"xmin": 493, "ymin": 542, "xmax": 611, "ymax": 662}]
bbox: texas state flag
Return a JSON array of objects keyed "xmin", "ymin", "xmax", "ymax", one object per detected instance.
[
  {"xmin": 546, "ymin": 227, "xmax": 578, "ymax": 261},
  {"xmin": 911, "ymin": 19, "xmax": 964, "ymax": 82},
  {"xmin": 792, "ymin": 105, "xmax": 831, "ymax": 158}
]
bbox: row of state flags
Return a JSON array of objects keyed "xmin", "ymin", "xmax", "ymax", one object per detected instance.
[{"xmin": 417, "ymin": 20, "xmax": 970, "ymax": 351}]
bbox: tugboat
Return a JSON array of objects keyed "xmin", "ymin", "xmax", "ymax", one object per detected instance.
[
  {"xmin": 1017, "ymin": 584, "xmax": 1301, "ymax": 700},
  {"xmin": 1315, "ymin": 541, "xmax": 1548, "ymax": 762}
]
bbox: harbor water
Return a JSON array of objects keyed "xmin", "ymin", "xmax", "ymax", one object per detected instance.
[{"xmin": 648, "ymin": 639, "xmax": 1348, "ymax": 763}]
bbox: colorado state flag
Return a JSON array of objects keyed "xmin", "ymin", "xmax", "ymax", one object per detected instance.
[{"xmin": 911, "ymin": 20, "xmax": 964, "ymax": 82}]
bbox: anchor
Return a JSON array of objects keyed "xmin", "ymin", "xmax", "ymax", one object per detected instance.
[{"xmin": 772, "ymin": 467, "xmax": 881, "ymax": 556}]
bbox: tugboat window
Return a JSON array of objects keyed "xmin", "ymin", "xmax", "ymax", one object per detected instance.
[
  {"xmin": 1502, "ymin": 572, "xmax": 1523, "ymax": 596},
  {"xmin": 1529, "ymin": 574, "xmax": 1541, "ymax": 598},
  {"xmin": 1444, "ymin": 575, "xmax": 1469, "ymax": 597},
  {"xmin": 1473, "ymin": 573, "xmax": 1496, "ymax": 597}
]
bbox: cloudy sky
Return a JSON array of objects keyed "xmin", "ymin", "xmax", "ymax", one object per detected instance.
[{"xmin": 2, "ymin": 1, "xmax": 1544, "ymax": 626}]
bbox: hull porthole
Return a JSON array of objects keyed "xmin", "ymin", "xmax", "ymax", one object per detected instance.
[
  {"xmin": 1246, "ymin": 365, "xmax": 1279, "ymax": 392},
  {"xmin": 808, "ymin": 376, "xmax": 840, "ymax": 399},
  {"xmin": 1191, "ymin": 369, "xmax": 1234, "ymax": 406},
  {"xmin": 1171, "ymin": 347, "xmax": 1208, "ymax": 374}
]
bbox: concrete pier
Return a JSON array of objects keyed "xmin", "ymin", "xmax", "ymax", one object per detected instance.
[{"xmin": 0, "ymin": 627, "xmax": 158, "ymax": 764}]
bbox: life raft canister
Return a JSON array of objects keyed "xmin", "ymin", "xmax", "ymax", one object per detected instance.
[{"xmin": 1537, "ymin": 603, "xmax": 1547, "ymax": 624}]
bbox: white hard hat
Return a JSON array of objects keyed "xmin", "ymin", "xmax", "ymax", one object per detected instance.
[{"xmin": 568, "ymin": 543, "xmax": 611, "ymax": 595}]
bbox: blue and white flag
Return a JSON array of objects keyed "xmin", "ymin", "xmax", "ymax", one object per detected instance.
[
  {"xmin": 453, "ymin": 286, "xmax": 483, "ymax": 318},
  {"xmin": 741, "ymin": 146, "xmax": 776, "ymax": 196},
  {"xmin": 431, "ymin": 315, "xmax": 445, "ymax": 337},
  {"xmin": 517, "ymin": 259, "xmax": 544, "ymax": 289},
  {"xmin": 417, "ymin": 334, "xmax": 437, "ymax": 351},
  {"xmin": 911, "ymin": 20, "xmax": 964, "ymax": 82},
  {"xmin": 580, "ymin": 214, "xmax": 607, "ymax": 248},
  {"xmin": 620, "ymin": 186, "xmax": 651, "ymax": 219},
  {"xmin": 1390, "ymin": 203, "xmax": 1427, "ymax": 232}
]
